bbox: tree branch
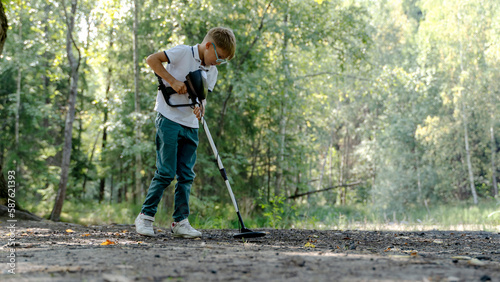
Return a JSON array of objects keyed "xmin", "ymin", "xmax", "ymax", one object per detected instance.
[
  {"xmin": 288, "ymin": 181, "xmax": 362, "ymax": 199},
  {"xmin": 0, "ymin": 1, "xmax": 8, "ymax": 56},
  {"xmin": 61, "ymin": 0, "xmax": 81, "ymax": 72},
  {"xmin": 237, "ymin": 0, "xmax": 275, "ymax": 66}
]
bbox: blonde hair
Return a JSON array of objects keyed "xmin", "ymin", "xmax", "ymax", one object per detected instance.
[{"xmin": 204, "ymin": 27, "xmax": 236, "ymax": 60}]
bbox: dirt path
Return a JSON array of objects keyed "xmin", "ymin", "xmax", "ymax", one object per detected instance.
[{"xmin": 0, "ymin": 219, "xmax": 499, "ymax": 281}]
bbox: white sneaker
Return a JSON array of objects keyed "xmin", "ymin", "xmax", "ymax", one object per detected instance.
[
  {"xmin": 135, "ymin": 213, "xmax": 155, "ymax": 236},
  {"xmin": 171, "ymin": 219, "xmax": 202, "ymax": 238}
]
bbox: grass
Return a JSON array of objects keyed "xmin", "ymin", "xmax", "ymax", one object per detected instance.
[
  {"xmin": 22, "ymin": 196, "xmax": 500, "ymax": 232},
  {"xmin": 288, "ymin": 199, "xmax": 500, "ymax": 232}
]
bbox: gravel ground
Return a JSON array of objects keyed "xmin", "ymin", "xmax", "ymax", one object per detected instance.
[{"xmin": 0, "ymin": 219, "xmax": 499, "ymax": 281}]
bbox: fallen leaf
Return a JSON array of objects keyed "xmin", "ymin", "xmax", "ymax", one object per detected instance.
[
  {"xmin": 82, "ymin": 234, "xmax": 90, "ymax": 237},
  {"xmin": 468, "ymin": 258, "xmax": 486, "ymax": 266},
  {"xmin": 389, "ymin": 255, "xmax": 410, "ymax": 259},
  {"xmin": 66, "ymin": 229, "xmax": 75, "ymax": 233},
  {"xmin": 451, "ymin": 256, "xmax": 472, "ymax": 260},
  {"xmin": 100, "ymin": 239, "xmax": 116, "ymax": 246},
  {"xmin": 304, "ymin": 242, "xmax": 315, "ymax": 248}
]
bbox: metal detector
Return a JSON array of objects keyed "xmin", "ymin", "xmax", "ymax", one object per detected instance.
[
  {"xmin": 156, "ymin": 70, "xmax": 265, "ymax": 239},
  {"xmin": 201, "ymin": 117, "xmax": 266, "ymax": 239}
]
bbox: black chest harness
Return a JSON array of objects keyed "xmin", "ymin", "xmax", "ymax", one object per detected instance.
[{"xmin": 155, "ymin": 70, "xmax": 208, "ymax": 109}]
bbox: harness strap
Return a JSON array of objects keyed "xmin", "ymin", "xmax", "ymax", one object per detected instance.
[{"xmin": 155, "ymin": 73, "xmax": 198, "ymax": 108}]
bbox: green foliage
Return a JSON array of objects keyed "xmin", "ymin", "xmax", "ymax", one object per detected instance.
[
  {"xmin": 189, "ymin": 195, "xmax": 238, "ymax": 229},
  {"xmin": 0, "ymin": 0, "xmax": 498, "ymax": 226},
  {"xmin": 259, "ymin": 194, "xmax": 294, "ymax": 229},
  {"xmin": 26, "ymin": 197, "xmax": 498, "ymax": 233}
]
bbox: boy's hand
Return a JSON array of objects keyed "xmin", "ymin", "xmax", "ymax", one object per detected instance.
[
  {"xmin": 194, "ymin": 105, "xmax": 204, "ymax": 120},
  {"xmin": 171, "ymin": 80, "xmax": 187, "ymax": 94}
]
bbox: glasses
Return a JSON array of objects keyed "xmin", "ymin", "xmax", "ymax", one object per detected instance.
[{"xmin": 211, "ymin": 42, "xmax": 227, "ymax": 64}]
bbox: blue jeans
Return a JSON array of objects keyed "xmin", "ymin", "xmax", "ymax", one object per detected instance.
[{"xmin": 141, "ymin": 113, "xmax": 198, "ymax": 222}]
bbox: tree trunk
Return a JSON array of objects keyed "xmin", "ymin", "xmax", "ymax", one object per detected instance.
[
  {"xmin": 329, "ymin": 141, "xmax": 333, "ymax": 188},
  {"xmin": 461, "ymin": 103, "xmax": 477, "ymax": 204},
  {"xmin": 99, "ymin": 29, "xmax": 113, "ymax": 203},
  {"xmin": 490, "ymin": 124, "xmax": 498, "ymax": 196},
  {"xmin": 51, "ymin": 0, "xmax": 81, "ymax": 221},
  {"xmin": 117, "ymin": 160, "xmax": 123, "ymax": 203},
  {"xmin": 318, "ymin": 134, "xmax": 334, "ymax": 190},
  {"xmin": 0, "ymin": 165, "xmax": 40, "ymax": 220},
  {"xmin": 15, "ymin": 15, "xmax": 21, "ymax": 157},
  {"xmin": 340, "ymin": 128, "xmax": 350, "ymax": 205},
  {"xmin": 98, "ymin": 105, "xmax": 108, "ymax": 203},
  {"xmin": 82, "ymin": 129, "xmax": 100, "ymax": 196},
  {"xmin": 276, "ymin": 1, "xmax": 290, "ymax": 196},
  {"xmin": 0, "ymin": 1, "xmax": 7, "ymax": 56},
  {"xmin": 14, "ymin": 4, "xmax": 22, "ymax": 185},
  {"xmin": 457, "ymin": 22, "xmax": 478, "ymax": 205},
  {"xmin": 109, "ymin": 175, "xmax": 114, "ymax": 203},
  {"xmin": 42, "ymin": 3, "xmax": 50, "ymax": 129},
  {"xmin": 267, "ymin": 143, "xmax": 271, "ymax": 202},
  {"xmin": 0, "ymin": 205, "xmax": 42, "ymax": 221},
  {"xmin": 416, "ymin": 153, "xmax": 431, "ymax": 216},
  {"xmin": 0, "ymin": 164, "xmax": 8, "ymax": 205},
  {"xmin": 133, "ymin": 0, "xmax": 143, "ymax": 202},
  {"xmin": 249, "ymin": 134, "xmax": 260, "ymax": 181}
]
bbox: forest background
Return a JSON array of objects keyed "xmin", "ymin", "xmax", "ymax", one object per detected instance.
[{"xmin": 0, "ymin": 0, "xmax": 498, "ymax": 230}]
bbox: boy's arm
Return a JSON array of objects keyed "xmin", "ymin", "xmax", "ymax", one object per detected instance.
[{"xmin": 146, "ymin": 51, "xmax": 187, "ymax": 94}]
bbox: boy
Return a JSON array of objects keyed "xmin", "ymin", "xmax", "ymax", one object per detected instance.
[{"xmin": 135, "ymin": 27, "xmax": 236, "ymax": 238}]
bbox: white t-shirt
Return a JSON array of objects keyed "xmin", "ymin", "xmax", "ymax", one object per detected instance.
[{"xmin": 154, "ymin": 44, "xmax": 218, "ymax": 128}]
